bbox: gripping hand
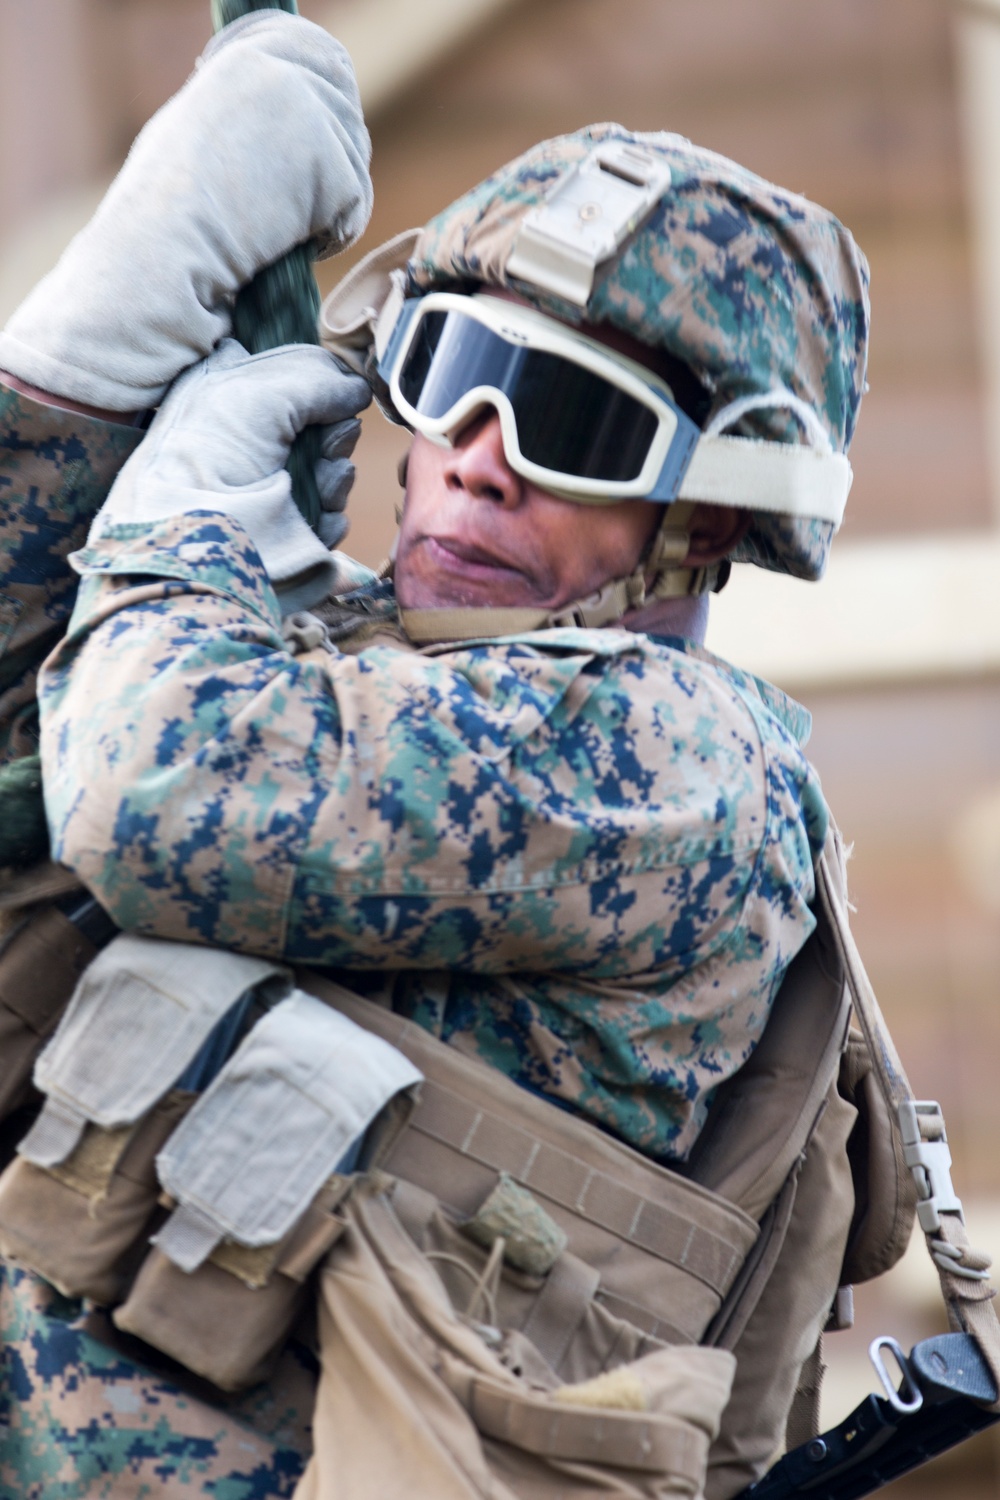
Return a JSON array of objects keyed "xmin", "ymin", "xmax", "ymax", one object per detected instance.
[
  {"xmin": 0, "ymin": 13, "xmax": 372, "ymax": 411},
  {"xmin": 94, "ymin": 341, "xmax": 371, "ymax": 612}
]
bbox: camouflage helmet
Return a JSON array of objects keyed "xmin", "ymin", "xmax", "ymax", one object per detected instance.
[{"xmin": 322, "ymin": 123, "xmax": 870, "ymax": 584}]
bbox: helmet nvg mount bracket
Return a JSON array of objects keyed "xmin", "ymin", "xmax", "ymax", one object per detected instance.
[{"xmin": 504, "ymin": 139, "xmax": 674, "ymax": 308}]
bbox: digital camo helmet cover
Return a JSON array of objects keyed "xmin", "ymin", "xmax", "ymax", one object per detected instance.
[{"xmin": 407, "ymin": 123, "xmax": 871, "ymax": 580}]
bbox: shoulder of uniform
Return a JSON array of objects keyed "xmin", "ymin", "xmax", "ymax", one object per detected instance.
[{"xmin": 644, "ymin": 632, "xmax": 812, "ymax": 746}]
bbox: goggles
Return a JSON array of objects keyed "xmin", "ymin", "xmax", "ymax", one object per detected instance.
[{"xmin": 378, "ymin": 292, "xmax": 701, "ymax": 505}]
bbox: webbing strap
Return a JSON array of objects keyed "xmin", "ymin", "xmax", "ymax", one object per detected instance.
[
  {"xmin": 815, "ymin": 848, "xmax": 912, "ymax": 1113},
  {"xmin": 678, "ymin": 433, "xmax": 852, "ymax": 523},
  {"xmin": 469, "ymin": 1379, "xmax": 709, "ymax": 1478},
  {"xmin": 520, "ymin": 1250, "xmax": 599, "ymax": 1372},
  {"xmin": 933, "ymin": 1215, "xmax": 1000, "ymax": 1393},
  {"xmin": 405, "ymin": 1081, "xmax": 746, "ymax": 1296},
  {"xmin": 816, "ymin": 840, "xmax": 1000, "ymax": 1408},
  {"xmin": 402, "ymin": 606, "xmax": 569, "ymax": 642},
  {"xmin": 399, "ymin": 578, "xmax": 638, "ymax": 644},
  {"xmin": 785, "ymin": 1337, "xmax": 825, "ymax": 1452}
]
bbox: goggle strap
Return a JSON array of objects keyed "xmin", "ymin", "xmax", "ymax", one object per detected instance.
[{"xmin": 679, "ymin": 434, "xmax": 851, "ymax": 524}]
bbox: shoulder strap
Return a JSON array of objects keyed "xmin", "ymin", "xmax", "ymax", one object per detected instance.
[
  {"xmin": 815, "ymin": 835, "xmax": 1000, "ymax": 1408},
  {"xmin": 684, "ymin": 829, "xmax": 853, "ymax": 1220}
]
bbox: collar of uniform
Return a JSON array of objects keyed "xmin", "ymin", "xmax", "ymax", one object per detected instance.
[
  {"xmin": 310, "ymin": 577, "xmax": 812, "ymax": 746},
  {"xmin": 309, "ymin": 575, "xmax": 400, "ymax": 644}
]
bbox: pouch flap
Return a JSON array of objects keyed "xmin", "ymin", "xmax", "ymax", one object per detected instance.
[
  {"xmin": 154, "ymin": 990, "xmax": 423, "ymax": 1270},
  {"xmin": 21, "ymin": 935, "xmax": 290, "ymax": 1165}
]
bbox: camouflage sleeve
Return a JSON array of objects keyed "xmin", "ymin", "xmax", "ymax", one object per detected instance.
[
  {"xmin": 0, "ymin": 385, "xmax": 142, "ymax": 760},
  {"xmin": 39, "ymin": 511, "xmax": 827, "ymax": 988},
  {"xmin": 0, "ymin": 1264, "xmax": 312, "ymax": 1498}
]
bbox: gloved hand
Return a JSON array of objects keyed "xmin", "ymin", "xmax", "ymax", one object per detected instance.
[
  {"xmin": 93, "ymin": 340, "xmax": 371, "ymax": 612},
  {"xmin": 0, "ymin": 11, "xmax": 372, "ymax": 412},
  {"xmin": 314, "ymin": 412, "xmax": 363, "ymax": 550}
]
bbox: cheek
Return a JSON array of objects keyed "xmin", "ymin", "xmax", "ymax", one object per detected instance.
[
  {"xmin": 396, "ymin": 441, "xmax": 449, "ymax": 570},
  {"xmin": 399, "ymin": 438, "xmax": 441, "ymax": 521},
  {"xmin": 569, "ymin": 502, "xmax": 661, "ymax": 580}
]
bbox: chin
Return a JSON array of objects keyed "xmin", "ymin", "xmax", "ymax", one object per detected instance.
[
  {"xmin": 397, "ymin": 578, "xmax": 530, "ymax": 610},
  {"xmin": 395, "ymin": 543, "xmax": 546, "ymax": 612}
]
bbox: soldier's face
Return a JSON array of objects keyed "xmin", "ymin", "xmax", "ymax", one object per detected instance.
[{"xmin": 394, "ymin": 302, "xmax": 664, "ymax": 613}]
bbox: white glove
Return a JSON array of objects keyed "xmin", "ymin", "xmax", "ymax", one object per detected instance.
[
  {"xmin": 0, "ymin": 12, "xmax": 372, "ymax": 411},
  {"xmin": 93, "ymin": 340, "xmax": 371, "ymax": 613}
]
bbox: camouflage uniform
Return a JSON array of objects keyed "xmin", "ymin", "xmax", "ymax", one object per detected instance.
[
  {"xmin": 40, "ymin": 505, "xmax": 827, "ymax": 1160},
  {"xmin": 0, "ymin": 1268, "xmax": 313, "ymax": 1499},
  {"xmin": 0, "ymin": 383, "xmax": 828, "ymax": 1494},
  {"xmin": 0, "ymin": 397, "xmax": 317, "ymax": 1494},
  {"xmin": 0, "ymin": 122, "xmax": 868, "ymax": 1500},
  {"xmin": 0, "ymin": 388, "xmax": 141, "ymax": 764}
]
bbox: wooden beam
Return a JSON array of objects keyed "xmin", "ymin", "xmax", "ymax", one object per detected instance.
[
  {"xmin": 956, "ymin": 0, "xmax": 1000, "ymax": 523},
  {"xmin": 317, "ymin": 0, "xmax": 524, "ymax": 114},
  {"xmin": 707, "ymin": 531, "xmax": 1000, "ymax": 691}
]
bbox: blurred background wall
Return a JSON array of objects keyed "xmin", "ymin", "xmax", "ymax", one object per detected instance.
[{"xmin": 3, "ymin": 1, "xmax": 1000, "ymax": 1492}]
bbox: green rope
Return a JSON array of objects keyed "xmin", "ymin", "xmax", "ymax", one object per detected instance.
[
  {"xmin": 0, "ymin": 754, "xmax": 47, "ymax": 873},
  {"xmin": 211, "ymin": 0, "xmax": 324, "ymax": 531},
  {"xmin": 211, "ymin": 0, "xmax": 297, "ymax": 26}
]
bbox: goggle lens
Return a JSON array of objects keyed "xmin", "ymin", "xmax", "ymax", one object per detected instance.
[{"xmin": 397, "ymin": 309, "xmax": 659, "ymax": 484}]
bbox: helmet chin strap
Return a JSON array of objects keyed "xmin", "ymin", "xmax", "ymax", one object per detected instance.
[{"xmin": 396, "ymin": 501, "xmax": 727, "ymax": 645}]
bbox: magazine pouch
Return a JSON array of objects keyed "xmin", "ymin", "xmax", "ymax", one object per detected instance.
[
  {"xmin": 0, "ymin": 933, "xmax": 289, "ymax": 1301},
  {"xmin": 114, "ymin": 990, "xmax": 422, "ymax": 1389}
]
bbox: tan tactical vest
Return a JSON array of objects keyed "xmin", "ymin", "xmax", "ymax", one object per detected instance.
[{"xmin": 0, "ymin": 830, "xmax": 996, "ymax": 1500}]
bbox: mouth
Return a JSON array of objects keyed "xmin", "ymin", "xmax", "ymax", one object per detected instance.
[{"xmin": 423, "ymin": 534, "xmax": 527, "ymax": 581}]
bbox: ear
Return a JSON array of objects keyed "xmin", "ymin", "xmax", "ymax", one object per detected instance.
[{"xmin": 684, "ymin": 504, "xmax": 751, "ymax": 565}]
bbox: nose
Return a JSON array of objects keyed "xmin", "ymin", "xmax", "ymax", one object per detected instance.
[{"xmin": 445, "ymin": 408, "xmax": 522, "ymax": 507}]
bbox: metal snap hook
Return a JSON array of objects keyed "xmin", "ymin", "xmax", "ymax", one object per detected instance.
[{"xmin": 869, "ymin": 1335, "xmax": 924, "ymax": 1414}]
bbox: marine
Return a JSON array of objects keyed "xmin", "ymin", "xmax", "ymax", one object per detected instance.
[{"xmin": 0, "ymin": 10, "xmax": 961, "ymax": 1500}]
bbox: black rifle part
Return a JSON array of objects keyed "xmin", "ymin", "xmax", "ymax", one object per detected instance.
[{"xmin": 740, "ymin": 1332, "xmax": 999, "ymax": 1500}]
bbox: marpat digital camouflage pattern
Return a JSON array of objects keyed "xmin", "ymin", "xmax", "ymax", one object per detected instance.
[
  {"xmin": 1, "ymin": 122, "xmax": 852, "ymax": 1493},
  {"xmin": 0, "ymin": 388, "xmax": 827, "ymax": 1491},
  {"xmin": 39, "ymin": 501, "xmax": 827, "ymax": 1160},
  {"xmin": 408, "ymin": 122, "xmax": 870, "ymax": 581},
  {"xmin": 0, "ymin": 1266, "xmax": 312, "ymax": 1497},
  {"xmin": 0, "ymin": 387, "xmax": 141, "ymax": 762},
  {"xmin": 0, "ymin": 397, "xmax": 314, "ymax": 1497}
]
